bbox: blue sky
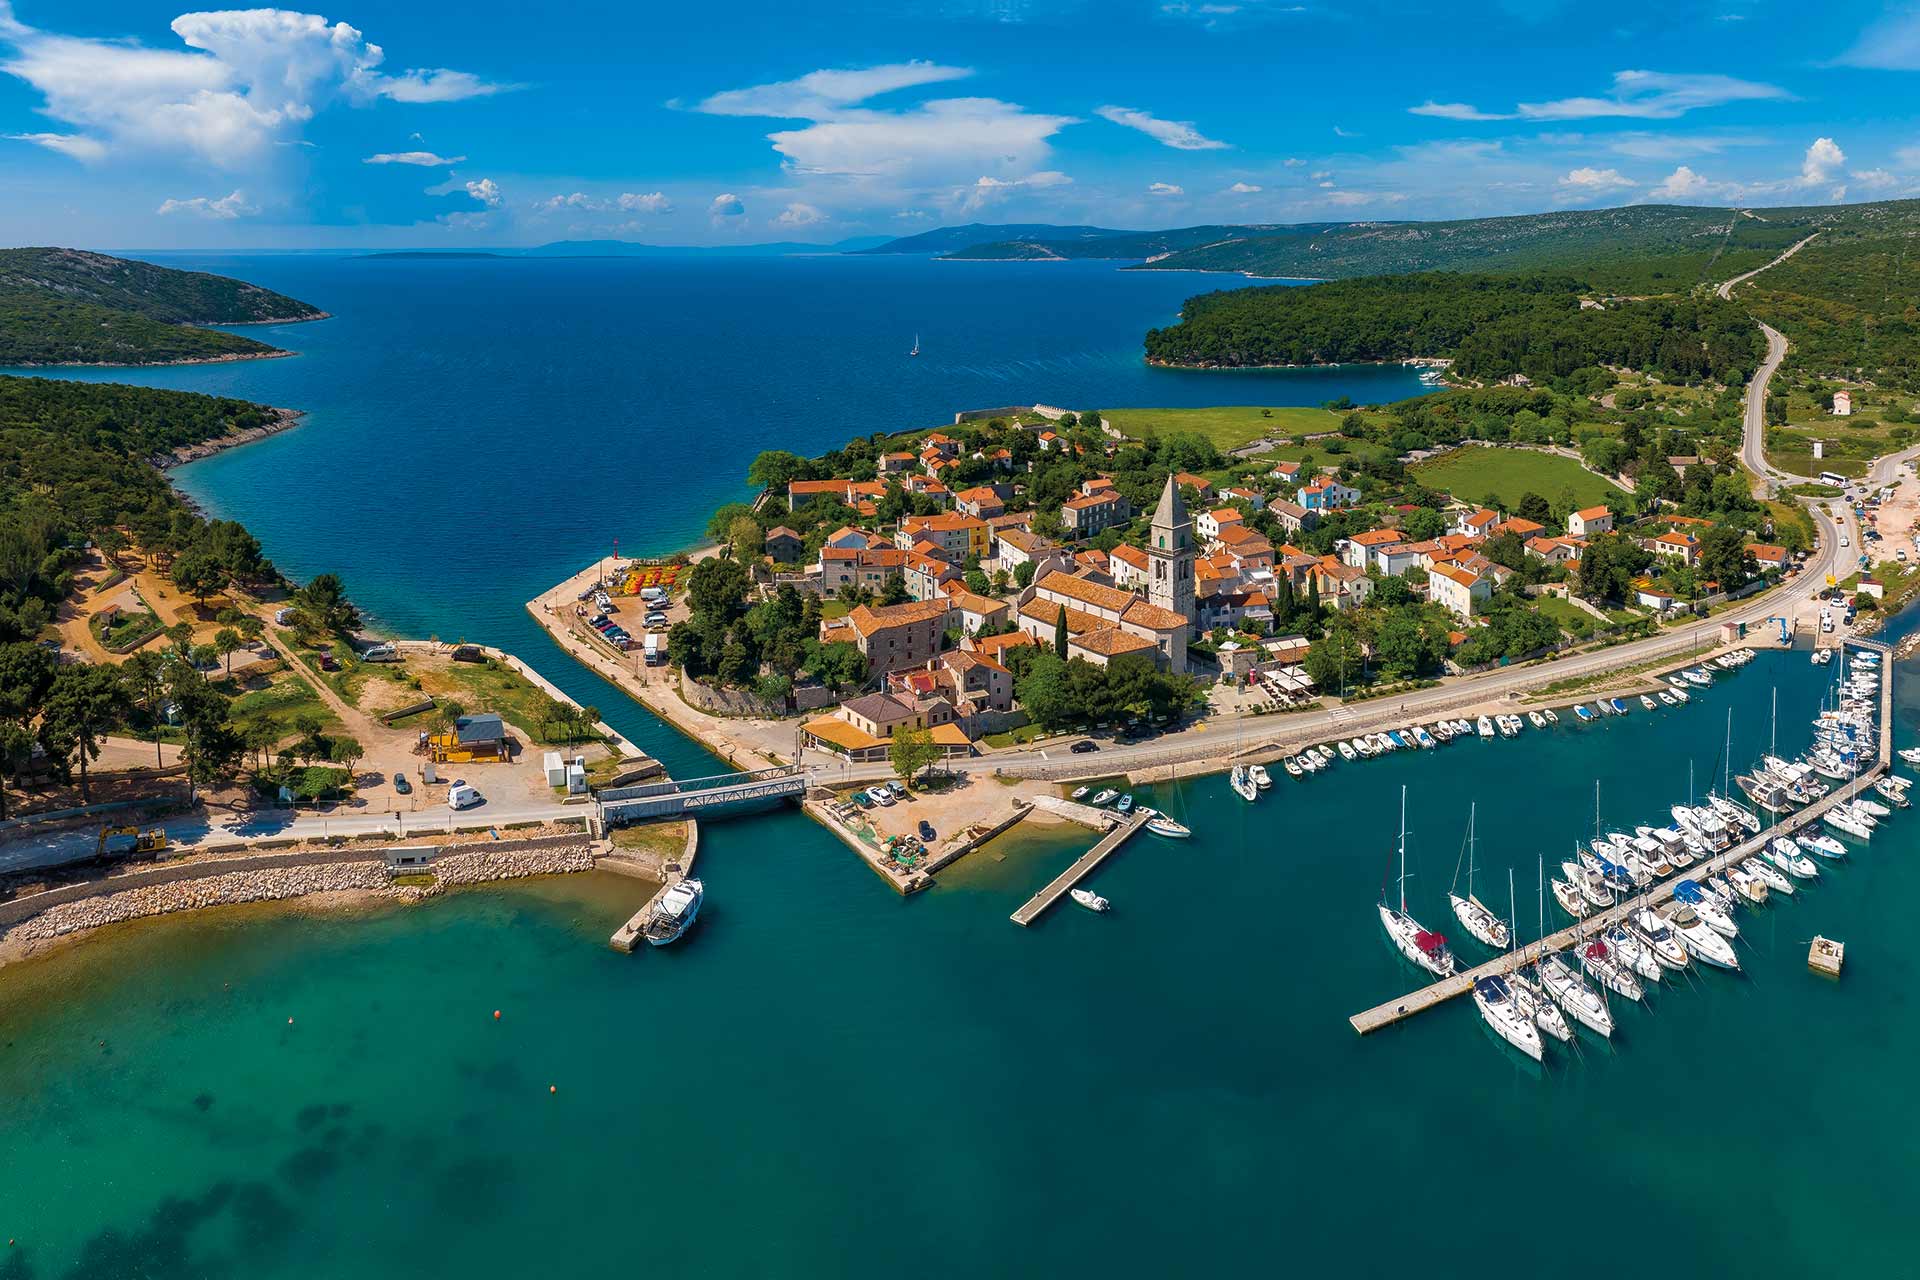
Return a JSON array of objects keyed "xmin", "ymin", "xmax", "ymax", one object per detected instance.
[{"xmin": 3, "ymin": 0, "xmax": 1920, "ymax": 248}]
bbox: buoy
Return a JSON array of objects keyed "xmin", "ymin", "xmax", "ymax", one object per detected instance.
[
  {"xmin": 287, "ymin": 1017, "xmax": 294, "ymax": 1025},
  {"xmin": 493, "ymin": 1010, "xmax": 501, "ymax": 1020},
  {"xmin": 549, "ymin": 1085, "xmax": 557, "ymax": 1095}
]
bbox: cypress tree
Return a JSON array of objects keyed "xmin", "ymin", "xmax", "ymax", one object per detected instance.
[{"xmin": 1054, "ymin": 604, "xmax": 1069, "ymax": 658}]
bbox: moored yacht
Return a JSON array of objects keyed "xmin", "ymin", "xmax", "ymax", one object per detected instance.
[
  {"xmin": 1473, "ymin": 975, "xmax": 1544, "ymax": 1061},
  {"xmin": 1231, "ymin": 766, "xmax": 1259, "ymax": 802},
  {"xmin": 1509, "ymin": 969, "xmax": 1574, "ymax": 1043},
  {"xmin": 1665, "ymin": 903, "xmax": 1739, "ymax": 970},
  {"xmin": 1673, "ymin": 879, "xmax": 1738, "ymax": 938},
  {"xmin": 1629, "ymin": 906, "xmax": 1689, "ymax": 970},
  {"xmin": 1727, "ymin": 864, "xmax": 1769, "ymax": 905},
  {"xmin": 1581, "ymin": 937, "xmax": 1645, "ymax": 1001},
  {"xmin": 1378, "ymin": 788, "xmax": 1455, "ymax": 978},
  {"xmin": 1743, "ymin": 855, "xmax": 1792, "ymax": 897},
  {"xmin": 1541, "ymin": 953, "xmax": 1614, "ymax": 1036},
  {"xmin": 643, "ymin": 878, "xmax": 704, "ymax": 946},
  {"xmin": 1768, "ymin": 836, "xmax": 1820, "ymax": 880}
]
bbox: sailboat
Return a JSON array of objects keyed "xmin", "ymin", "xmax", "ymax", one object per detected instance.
[
  {"xmin": 1448, "ymin": 802, "xmax": 1510, "ymax": 949},
  {"xmin": 1510, "ymin": 861, "xmax": 1573, "ymax": 1044},
  {"xmin": 1473, "ymin": 975, "xmax": 1544, "ymax": 1061},
  {"xmin": 908, "ymin": 333, "xmax": 920, "ymax": 357},
  {"xmin": 1377, "ymin": 786, "xmax": 1455, "ymax": 978}
]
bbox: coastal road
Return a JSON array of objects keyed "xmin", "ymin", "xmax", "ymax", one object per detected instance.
[{"xmin": 1720, "ymin": 233, "xmax": 1816, "ymax": 494}]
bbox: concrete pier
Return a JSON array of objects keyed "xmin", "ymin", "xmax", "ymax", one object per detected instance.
[
  {"xmin": 1350, "ymin": 640, "xmax": 1893, "ymax": 1033},
  {"xmin": 610, "ymin": 821, "xmax": 700, "ymax": 953},
  {"xmin": 1011, "ymin": 811, "xmax": 1150, "ymax": 927}
]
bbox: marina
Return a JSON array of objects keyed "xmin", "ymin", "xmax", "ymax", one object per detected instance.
[
  {"xmin": 1009, "ymin": 810, "xmax": 1152, "ymax": 926},
  {"xmin": 1350, "ymin": 638, "xmax": 1894, "ymax": 1038}
]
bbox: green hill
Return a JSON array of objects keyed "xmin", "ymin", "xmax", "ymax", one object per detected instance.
[{"xmin": 0, "ymin": 248, "xmax": 324, "ymax": 366}]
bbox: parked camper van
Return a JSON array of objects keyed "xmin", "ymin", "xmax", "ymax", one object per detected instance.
[
  {"xmin": 362, "ymin": 642, "xmax": 400, "ymax": 662},
  {"xmin": 448, "ymin": 782, "xmax": 483, "ymax": 810}
]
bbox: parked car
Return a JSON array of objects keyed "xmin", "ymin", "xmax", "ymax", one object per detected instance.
[
  {"xmin": 917, "ymin": 820, "xmax": 936, "ymax": 841},
  {"xmin": 886, "ymin": 780, "xmax": 906, "ymax": 796},
  {"xmin": 866, "ymin": 786, "xmax": 895, "ymax": 807},
  {"xmin": 644, "ymin": 612, "xmax": 669, "ymax": 628},
  {"xmin": 393, "ymin": 772, "xmax": 412, "ymax": 795},
  {"xmin": 1070, "ymin": 739, "xmax": 1099, "ymax": 754}
]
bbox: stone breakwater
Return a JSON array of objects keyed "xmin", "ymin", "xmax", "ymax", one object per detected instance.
[{"xmin": 1, "ymin": 844, "xmax": 599, "ymax": 950}]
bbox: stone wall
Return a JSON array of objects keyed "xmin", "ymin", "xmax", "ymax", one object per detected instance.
[{"xmin": 680, "ymin": 672, "xmax": 789, "ymax": 719}]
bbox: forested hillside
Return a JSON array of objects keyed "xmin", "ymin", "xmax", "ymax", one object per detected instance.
[
  {"xmin": 0, "ymin": 248, "xmax": 323, "ymax": 365},
  {"xmin": 1742, "ymin": 202, "xmax": 1920, "ymax": 383},
  {"xmin": 0, "ymin": 375, "xmax": 279, "ymax": 638},
  {"xmin": 1143, "ymin": 273, "xmax": 1763, "ymax": 384}
]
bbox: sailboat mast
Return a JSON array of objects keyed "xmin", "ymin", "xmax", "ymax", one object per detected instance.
[
  {"xmin": 1724, "ymin": 708, "xmax": 1732, "ymax": 796},
  {"xmin": 1468, "ymin": 802, "xmax": 1477, "ymax": 900},
  {"xmin": 1509, "ymin": 866, "xmax": 1517, "ymax": 954},
  {"xmin": 1398, "ymin": 785, "xmax": 1408, "ymax": 915}
]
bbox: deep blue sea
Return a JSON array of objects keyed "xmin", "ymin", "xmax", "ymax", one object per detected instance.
[{"xmin": 8, "ymin": 255, "xmax": 1916, "ymax": 1278}]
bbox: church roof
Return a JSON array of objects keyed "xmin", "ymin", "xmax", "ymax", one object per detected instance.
[{"xmin": 1152, "ymin": 472, "xmax": 1190, "ymax": 531}]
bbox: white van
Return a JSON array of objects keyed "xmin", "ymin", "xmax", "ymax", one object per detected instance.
[
  {"xmin": 448, "ymin": 782, "xmax": 483, "ymax": 810},
  {"xmin": 362, "ymin": 642, "xmax": 399, "ymax": 662}
]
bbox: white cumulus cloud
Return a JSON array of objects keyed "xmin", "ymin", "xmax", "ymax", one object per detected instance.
[
  {"xmin": 1800, "ymin": 136, "xmax": 1845, "ymax": 186},
  {"xmin": 156, "ymin": 188, "xmax": 255, "ymax": 218},
  {"xmin": 1147, "ymin": 181, "xmax": 1185, "ymax": 196},
  {"xmin": 1558, "ymin": 166, "xmax": 1637, "ymax": 193},
  {"xmin": 618, "ymin": 191, "xmax": 672, "ymax": 213},
  {"xmin": 710, "ymin": 192, "xmax": 745, "ymax": 217},
  {"xmin": 364, "ymin": 150, "xmax": 463, "ymax": 166},
  {"xmin": 775, "ymin": 201, "xmax": 826, "ymax": 226},
  {"xmin": 1095, "ymin": 104, "xmax": 1228, "ymax": 150},
  {"xmin": 1648, "ymin": 165, "xmax": 1716, "ymax": 199},
  {"xmin": 464, "ymin": 177, "xmax": 502, "ymax": 207},
  {"xmin": 1227, "ymin": 181, "xmax": 1262, "ymax": 193},
  {"xmin": 0, "ymin": 4, "xmax": 513, "ymax": 166}
]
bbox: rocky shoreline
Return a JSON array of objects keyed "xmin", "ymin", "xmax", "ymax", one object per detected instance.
[
  {"xmin": 157, "ymin": 406, "xmax": 306, "ymax": 468},
  {"xmin": 0, "ymin": 844, "xmax": 603, "ymax": 962}
]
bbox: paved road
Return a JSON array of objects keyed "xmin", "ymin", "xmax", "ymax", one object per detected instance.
[{"xmin": 1715, "ymin": 232, "xmax": 1818, "ymax": 302}]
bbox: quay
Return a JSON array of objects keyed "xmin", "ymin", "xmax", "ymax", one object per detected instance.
[
  {"xmin": 610, "ymin": 821, "xmax": 701, "ymax": 953},
  {"xmin": 1350, "ymin": 639, "xmax": 1893, "ymax": 1034},
  {"xmin": 1011, "ymin": 810, "xmax": 1150, "ymax": 926}
]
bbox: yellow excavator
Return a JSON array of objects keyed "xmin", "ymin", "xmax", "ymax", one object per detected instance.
[{"xmin": 98, "ymin": 826, "xmax": 168, "ymax": 856}]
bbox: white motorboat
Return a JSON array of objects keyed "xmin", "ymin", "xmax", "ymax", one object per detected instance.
[
  {"xmin": 1658, "ymin": 691, "xmax": 1677, "ymax": 706},
  {"xmin": 1551, "ymin": 878, "xmax": 1590, "ymax": 918},
  {"xmin": 1231, "ymin": 766, "xmax": 1259, "ymax": 802},
  {"xmin": 1474, "ymin": 975, "xmax": 1544, "ymax": 1061},
  {"xmin": 1379, "ymin": 788, "xmax": 1455, "ymax": 978},
  {"xmin": 1580, "ymin": 937, "xmax": 1645, "ymax": 1001},
  {"xmin": 1070, "ymin": 887, "xmax": 1110, "ymax": 912},
  {"xmin": 1768, "ymin": 837, "xmax": 1820, "ymax": 880},
  {"xmin": 1540, "ymin": 954, "xmax": 1614, "ymax": 1037},
  {"xmin": 1542, "ymin": 708, "xmax": 1560, "ymax": 724},
  {"xmin": 1249, "ymin": 764, "xmax": 1273, "ymax": 789},
  {"xmin": 1624, "ymin": 830, "xmax": 1672, "ymax": 878},
  {"xmin": 1682, "ymin": 668, "xmax": 1713, "ymax": 687},
  {"xmin": 1854, "ymin": 795, "xmax": 1892, "ymax": 818},
  {"xmin": 1413, "ymin": 726, "xmax": 1437, "ymax": 749},
  {"xmin": 1899, "ymin": 746, "xmax": 1920, "ymax": 765},
  {"xmin": 1476, "ymin": 715, "xmax": 1495, "ymax": 738},
  {"xmin": 1726, "ymin": 864, "xmax": 1770, "ymax": 905},
  {"xmin": 1743, "ymin": 855, "xmax": 1792, "ymax": 897},
  {"xmin": 1737, "ymin": 773, "xmax": 1795, "ymax": 816},
  {"xmin": 1799, "ymin": 832, "xmax": 1848, "ymax": 859},
  {"xmin": 1665, "ymin": 904, "xmax": 1739, "ymax": 970},
  {"xmin": 1874, "ymin": 777, "xmax": 1911, "ymax": 808},
  {"xmin": 1641, "ymin": 695, "xmax": 1658, "ymax": 711},
  {"xmin": 1070, "ymin": 785, "xmax": 1090, "ymax": 800},
  {"xmin": 1672, "ymin": 879, "xmax": 1738, "ymax": 938},
  {"xmin": 1669, "ymin": 685, "xmax": 1691, "ymax": 703},
  {"xmin": 642, "ymin": 878, "xmax": 704, "ymax": 946},
  {"xmin": 1338, "ymin": 740, "xmax": 1358, "ymax": 762},
  {"xmin": 1090, "ymin": 789, "xmax": 1119, "ymax": 807},
  {"xmin": 1448, "ymin": 804, "xmax": 1510, "ymax": 950},
  {"xmin": 1528, "ymin": 711, "xmax": 1548, "ymax": 729},
  {"xmin": 1562, "ymin": 860, "xmax": 1614, "ymax": 908},
  {"xmin": 1283, "ymin": 757, "xmax": 1306, "ymax": 778},
  {"xmin": 1629, "ymin": 906, "xmax": 1689, "ymax": 970}
]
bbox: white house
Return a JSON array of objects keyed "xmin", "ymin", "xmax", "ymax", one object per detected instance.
[
  {"xmin": 1427, "ymin": 562, "xmax": 1490, "ymax": 619},
  {"xmin": 1833, "ymin": 391, "xmax": 1853, "ymax": 417}
]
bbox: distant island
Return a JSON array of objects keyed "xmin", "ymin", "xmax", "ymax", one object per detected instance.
[
  {"xmin": 0, "ymin": 247, "xmax": 326, "ymax": 366},
  {"xmin": 363, "ymin": 251, "xmax": 508, "ymax": 260}
]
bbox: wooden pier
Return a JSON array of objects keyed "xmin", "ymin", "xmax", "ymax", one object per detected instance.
[
  {"xmin": 1011, "ymin": 811, "xmax": 1151, "ymax": 926},
  {"xmin": 1350, "ymin": 642, "xmax": 1894, "ymax": 1034}
]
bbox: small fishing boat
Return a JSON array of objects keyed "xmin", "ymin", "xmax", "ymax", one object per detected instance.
[
  {"xmin": 1609, "ymin": 698, "xmax": 1629, "ymax": 716},
  {"xmin": 1089, "ymin": 789, "xmax": 1119, "ymax": 807},
  {"xmin": 1540, "ymin": 953, "xmax": 1614, "ymax": 1036},
  {"xmin": 1070, "ymin": 785, "xmax": 1090, "ymax": 800},
  {"xmin": 1338, "ymin": 740, "xmax": 1358, "ymax": 761},
  {"xmin": 1477, "ymin": 715, "xmax": 1495, "ymax": 738},
  {"xmin": 1641, "ymin": 695, "xmax": 1658, "ymax": 711},
  {"xmin": 1874, "ymin": 777, "xmax": 1911, "ymax": 808},
  {"xmin": 1283, "ymin": 757, "xmax": 1305, "ymax": 779},
  {"xmin": 1249, "ymin": 764, "xmax": 1273, "ymax": 789},
  {"xmin": 1115, "ymin": 794, "xmax": 1135, "ymax": 816},
  {"xmin": 1070, "ymin": 887, "xmax": 1109, "ymax": 912},
  {"xmin": 1658, "ymin": 691, "xmax": 1678, "ymax": 706},
  {"xmin": 1230, "ymin": 767, "xmax": 1259, "ymax": 802},
  {"xmin": 1473, "ymin": 975, "xmax": 1544, "ymax": 1061},
  {"xmin": 1541, "ymin": 708, "xmax": 1560, "ymax": 725},
  {"xmin": 1666, "ymin": 904, "xmax": 1739, "ymax": 970},
  {"xmin": 1413, "ymin": 726, "xmax": 1437, "ymax": 749},
  {"xmin": 1574, "ymin": 704, "xmax": 1595, "ymax": 722},
  {"xmin": 1528, "ymin": 710, "xmax": 1548, "ymax": 729}
]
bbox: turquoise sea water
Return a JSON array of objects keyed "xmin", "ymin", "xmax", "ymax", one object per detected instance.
[{"xmin": 5, "ymin": 257, "xmax": 1916, "ymax": 1275}]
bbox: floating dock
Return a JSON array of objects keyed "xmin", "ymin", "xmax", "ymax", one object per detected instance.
[
  {"xmin": 1809, "ymin": 936, "xmax": 1845, "ymax": 976},
  {"xmin": 1350, "ymin": 640, "xmax": 1892, "ymax": 1033},
  {"xmin": 1010, "ymin": 811, "xmax": 1150, "ymax": 927}
]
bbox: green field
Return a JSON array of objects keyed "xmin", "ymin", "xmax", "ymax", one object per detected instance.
[
  {"xmin": 1529, "ymin": 595, "xmax": 1597, "ymax": 638},
  {"xmin": 1104, "ymin": 405, "xmax": 1388, "ymax": 450},
  {"xmin": 1409, "ymin": 446, "xmax": 1624, "ymax": 509}
]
